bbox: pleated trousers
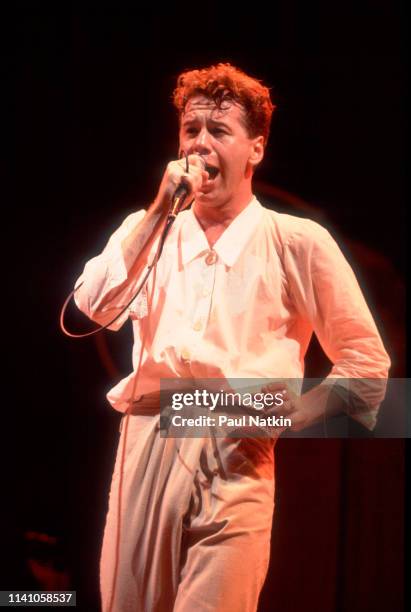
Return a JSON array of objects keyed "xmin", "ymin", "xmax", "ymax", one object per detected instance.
[{"xmin": 100, "ymin": 402, "xmax": 276, "ymax": 612}]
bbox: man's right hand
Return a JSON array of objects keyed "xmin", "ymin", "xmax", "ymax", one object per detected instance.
[{"xmin": 153, "ymin": 154, "xmax": 209, "ymax": 211}]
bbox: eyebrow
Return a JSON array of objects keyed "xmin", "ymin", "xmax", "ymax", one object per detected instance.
[{"xmin": 181, "ymin": 117, "xmax": 231, "ymax": 129}]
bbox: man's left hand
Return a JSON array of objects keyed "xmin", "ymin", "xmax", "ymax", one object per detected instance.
[{"xmin": 259, "ymin": 383, "xmax": 321, "ymax": 432}]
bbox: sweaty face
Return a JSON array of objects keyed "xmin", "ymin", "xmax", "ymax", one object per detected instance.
[{"xmin": 179, "ymin": 95, "xmax": 263, "ymax": 209}]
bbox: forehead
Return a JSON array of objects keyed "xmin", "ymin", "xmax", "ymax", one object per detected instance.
[{"xmin": 181, "ymin": 95, "xmax": 246, "ymax": 126}]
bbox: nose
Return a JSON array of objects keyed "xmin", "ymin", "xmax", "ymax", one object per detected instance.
[{"xmin": 189, "ymin": 127, "xmax": 212, "ymax": 156}]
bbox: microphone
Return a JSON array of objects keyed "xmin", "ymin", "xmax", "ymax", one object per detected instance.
[{"xmin": 169, "ymin": 154, "xmax": 206, "ymax": 218}]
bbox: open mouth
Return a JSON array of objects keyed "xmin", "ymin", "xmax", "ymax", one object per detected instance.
[{"xmin": 204, "ymin": 164, "xmax": 219, "ymax": 180}]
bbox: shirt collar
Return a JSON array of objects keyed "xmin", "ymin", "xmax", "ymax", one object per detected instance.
[
  {"xmin": 180, "ymin": 196, "xmax": 263, "ymax": 267},
  {"xmin": 180, "ymin": 209, "xmax": 210, "ymax": 265}
]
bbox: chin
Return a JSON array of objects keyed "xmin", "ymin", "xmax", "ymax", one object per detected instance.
[
  {"xmin": 195, "ymin": 193, "xmax": 220, "ymax": 206},
  {"xmin": 197, "ymin": 185, "xmax": 227, "ymax": 201}
]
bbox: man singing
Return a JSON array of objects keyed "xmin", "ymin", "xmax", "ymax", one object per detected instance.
[{"xmin": 74, "ymin": 63, "xmax": 390, "ymax": 611}]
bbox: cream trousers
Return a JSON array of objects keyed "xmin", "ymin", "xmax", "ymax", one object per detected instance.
[{"xmin": 100, "ymin": 408, "xmax": 276, "ymax": 612}]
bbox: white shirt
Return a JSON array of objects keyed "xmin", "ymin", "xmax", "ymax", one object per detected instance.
[{"xmin": 74, "ymin": 197, "xmax": 390, "ymax": 426}]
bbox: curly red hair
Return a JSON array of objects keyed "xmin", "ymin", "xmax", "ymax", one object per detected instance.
[{"xmin": 173, "ymin": 63, "xmax": 275, "ymax": 144}]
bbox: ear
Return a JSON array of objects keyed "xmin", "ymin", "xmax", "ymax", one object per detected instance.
[{"xmin": 248, "ymin": 135, "xmax": 265, "ymax": 169}]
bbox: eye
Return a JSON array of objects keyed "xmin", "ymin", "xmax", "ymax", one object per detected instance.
[{"xmin": 185, "ymin": 127, "xmax": 199, "ymax": 136}]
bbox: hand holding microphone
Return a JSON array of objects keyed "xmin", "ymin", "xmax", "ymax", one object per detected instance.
[{"xmin": 154, "ymin": 153, "xmax": 209, "ymax": 218}]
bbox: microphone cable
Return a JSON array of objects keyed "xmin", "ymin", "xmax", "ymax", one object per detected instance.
[
  {"xmin": 60, "ymin": 152, "xmax": 192, "ymax": 611},
  {"xmin": 59, "ymin": 153, "xmax": 191, "ymax": 339}
]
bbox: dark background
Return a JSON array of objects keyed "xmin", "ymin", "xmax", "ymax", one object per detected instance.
[{"xmin": 8, "ymin": 2, "xmax": 405, "ymax": 611}]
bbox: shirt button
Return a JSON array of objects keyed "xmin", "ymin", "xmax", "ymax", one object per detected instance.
[
  {"xmin": 193, "ymin": 320, "xmax": 202, "ymax": 332},
  {"xmin": 202, "ymin": 287, "xmax": 210, "ymax": 297},
  {"xmin": 205, "ymin": 250, "xmax": 217, "ymax": 265}
]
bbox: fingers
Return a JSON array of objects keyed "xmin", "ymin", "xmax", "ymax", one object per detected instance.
[
  {"xmin": 176, "ymin": 155, "xmax": 209, "ymax": 185},
  {"xmin": 260, "ymin": 383, "xmax": 289, "ymax": 408},
  {"xmin": 260, "ymin": 382, "xmax": 287, "ymax": 394},
  {"xmin": 258, "ymin": 383, "xmax": 295, "ymax": 416},
  {"xmin": 155, "ymin": 154, "xmax": 209, "ymax": 212},
  {"xmin": 183, "ymin": 153, "xmax": 207, "ymax": 170},
  {"xmin": 169, "ymin": 156, "xmax": 208, "ymax": 194},
  {"xmin": 281, "ymin": 395, "xmax": 295, "ymax": 415}
]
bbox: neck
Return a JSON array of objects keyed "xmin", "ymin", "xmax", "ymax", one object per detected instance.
[{"xmin": 193, "ymin": 187, "xmax": 254, "ymax": 231}]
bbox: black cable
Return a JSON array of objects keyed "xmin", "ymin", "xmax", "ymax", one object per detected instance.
[{"xmin": 59, "ymin": 152, "xmax": 189, "ymax": 338}]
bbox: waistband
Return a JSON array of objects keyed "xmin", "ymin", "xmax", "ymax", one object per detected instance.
[{"xmin": 127, "ymin": 391, "xmax": 162, "ymax": 416}]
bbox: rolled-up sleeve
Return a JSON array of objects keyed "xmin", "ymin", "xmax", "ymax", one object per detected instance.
[
  {"xmin": 284, "ymin": 220, "xmax": 391, "ymax": 428},
  {"xmin": 74, "ymin": 209, "xmax": 147, "ymax": 331}
]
